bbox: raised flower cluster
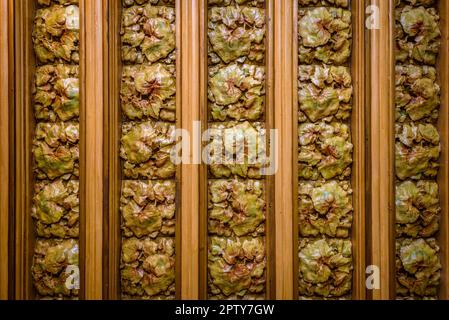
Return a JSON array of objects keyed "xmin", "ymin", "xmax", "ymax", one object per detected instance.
[
  {"xmin": 120, "ymin": 0, "xmax": 177, "ymax": 299},
  {"xmin": 395, "ymin": 0, "xmax": 442, "ymax": 299},
  {"xmin": 297, "ymin": 0, "xmax": 353, "ymax": 299},
  {"xmin": 207, "ymin": 0, "xmax": 267, "ymax": 300},
  {"xmin": 31, "ymin": 0, "xmax": 80, "ymax": 299}
]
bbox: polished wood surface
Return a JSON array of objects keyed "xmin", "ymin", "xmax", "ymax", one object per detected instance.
[
  {"xmin": 0, "ymin": 0, "xmax": 12, "ymax": 300},
  {"xmin": 13, "ymin": 0, "xmax": 35, "ymax": 300},
  {"xmin": 82, "ymin": 0, "xmax": 104, "ymax": 300},
  {"xmin": 437, "ymin": 0, "xmax": 449, "ymax": 300},
  {"xmin": 182, "ymin": 0, "xmax": 201, "ymax": 300},
  {"xmin": 274, "ymin": 0, "xmax": 295, "ymax": 300},
  {"xmin": 369, "ymin": 0, "xmax": 395, "ymax": 300}
]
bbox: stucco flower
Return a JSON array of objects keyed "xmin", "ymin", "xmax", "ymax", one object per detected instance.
[
  {"xmin": 396, "ymin": 238, "xmax": 441, "ymax": 297},
  {"xmin": 121, "ymin": 121, "xmax": 176, "ymax": 179},
  {"xmin": 298, "ymin": 122, "xmax": 353, "ymax": 180},
  {"xmin": 121, "ymin": 237, "xmax": 175, "ymax": 299},
  {"xmin": 298, "ymin": 7, "xmax": 352, "ymax": 65},
  {"xmin": 209, "ymin": 179, "xmax": 265, "ymax": 237},
  {"xmin": 121, "ymin": 64, "xmax": 176, "ymax": 121},
  {"xmin": 33, "ymin": 122, "xmax": 79, "ymax": 180},
  {"xmin": 298, "ymin": 238, "xmax": 353, "ymax": 298},
  {"xmin": 299, "ymin": 180, "xmax": 353, "ymax": 238},
  {"xmin": 208, "ymin": 236, "xmax": 266, "ymax": 299},
  {"xmin": 121, "ymin": 180, "xmax": 176, "ymax": 238},
  {"xmin": 32, "ymin": 239, "xmax": 79, "ymax": 298},
  {"xmin": 299, "ymin": 65, "xmax": 352, "ymax": 123},
  {"xmin": 32, "ymin": 180, "xmax": 79, "ymax": 239}
]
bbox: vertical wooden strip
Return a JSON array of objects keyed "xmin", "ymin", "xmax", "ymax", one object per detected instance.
[
  {"xmin": 0, "ymin": 0, "xmax": 11, "ymax": 300},
  {"xmin": 273, "ymin": 0, "xmax": 294, "ymax": 300},
  {"xmin": 83, "ymin": 0, "xmax": 104, "ymax": 300},
  {"xmin": 14, "ymin": 0, "xmax": 34, "ymax": 300},
  {"xmin": 292, "ymin": 0, "xmax": 299, "ymax": 301},
  {"xmin": 199, "ymin": 0, "xmax": 207, "ymax": 300},
  {"xmin": 181, "ymin": 0, "xmax": 200, "ymax": 300},
  {"xmin": 175, "ymin": 0, "xmax": 183, "ymax": 300},
  {"xmin": 438, "ymin": 0, "xmax": 449, "ymax": 301},
  {"xmin": 265, "ymin": 0, "xmax": 275, "ymax": 300},
  {"xmin": 370, "ymin": 0, "xmax": 395, "ymax": 300},
  {"xmin": 352, "ymin": 0, "xmax": 367, "ymax": 300},
  {"xmin": 103, "ymin": 0, "xmax": 121, "ymax": 300}
]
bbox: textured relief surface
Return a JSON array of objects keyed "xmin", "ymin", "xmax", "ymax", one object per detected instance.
[
  {"xmin": 121, "ymin": 4, "xmax": 175, "ymax": 64},
  {"xmin": 121, "ymin": 237, "xmax": 175, "ymax": 299},
  {"xmin": 298, "ymin": 0, "xmax": 349, "ymax": 7},
  {"xmin": 395, "ymin": 65, "xmax": 440, "ymax": 122},
  {"xmin": 32, "ymin": 0, "xmax": 80, "ymax": 299},
  {"xmin": 395, "ymin": 5, "xmax": 441, "ymax": 65},
  {"xmin": 207, "ymin": 0, "xmax": 267, "ymax": 300},
  {"xmin": 121, "ymin": 64, "xmax": 176, "ymax": 122},
  {"xmin": 208, "ymin": 179, "xmax": 266, "ymax": 237},
  {"xmin": 395, "ymin": 180, "xmax": 440, "ymax": 238},
  {"xmin": 297, "ymin": 0, "xmax": 353, "ymax": 300},
  {"xmin": 207, "ymin": 2, "xmax": 266, "ymax": 122},
  {"xmin": 298, "ymin": 122, "xmax": 353, "ymax": 180},
  {"xmin": 396, "ymin": 238, "xmax": 441, "ymax": 297},
  {"xmin": 209, "ymin": 64, "xmax": 265, "ymax": 121},
  {"xmin": 298, "ymin": 65, "xmax": 352, "ymax": 123},
  {"xmin": 33, "ymin": 3, "xmax": 80, "ymax": 64},
  {"xmin": 120, "ymin": 0, "xmax": 177, "ymax": 299},
  {"xmin": 395, "ymin": 123, "xmax": 440, "ymax": 180},
  {"xmin": 32, "ymin": 239, "xmax": 79, "ymax": 298},
  {"xmin": 33, "ymin": 122, "xmax": 80, "ymax": 180},
  {"xmin": 208, "ymin": 121, "xmax": 267, "ymax": 179},
  {"xmin": 32, "ymin": 180, "xmax": 79, "ymax": 239},
  {"xmin": 121, "ymin": 121, "xmax": 176, "ymax": 180},
  {"xmin": 298, "ymin": 238, "xmax": 353, "ymax": 298},
  {"xmin": 299, "ymin": 181, "xmax": 353, "ymax": 238},
  {"xmin": 121, "ymin": 180, "xmax": 176, "ymax": 238},
  {"xmin": 34, "ymin": 64, "xmax": 79, "ymax": 122},
  {"xmin": 208, "ymin": 237, "xmax": 266, "ymax": 299},
  {"xmin": 298, "ymin": 7, "xmax": 352, "ymax": 65},
  {"xmin": 395, "ymin": 0, "xmax": 441, "ymax": 299}
]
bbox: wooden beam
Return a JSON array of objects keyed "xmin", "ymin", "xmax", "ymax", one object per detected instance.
[
  {"xmin": 352, "ymin": 0, "xmax": 367, "ymax": 300},
  {"xmin": 0, "ymin": 0, "xmax": 11, "ymax": 300},
  {"xmin": 273, "ymin": 0, "xmax": 294, "ymax": 300},
  {"xmin": 82, "ymin": 0, "xmax": 104, "ymax": 300},
  {"xmin": 181, "ymin": 0, "xmax": 200, "ymax": 300},
  {"xmin": 14, "ymin": 0, "xmax": 34, "ymax": 300},
  {"xmin": 369, "ymin": 0, "xmax": 395, "ymax": 300},
  {"xmin": 437, "ymin": 0, "xmax": 449, "ymax": 301}
]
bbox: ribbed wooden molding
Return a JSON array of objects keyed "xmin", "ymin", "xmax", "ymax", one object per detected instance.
[
  {"xmin": 0, "ymin": 0, "xmax": 12, "ymax": 300},
  {"xmin": 274, "ymin": 0, "xmax": 294, "ymax": 300},
  {"xmin": 82, "ymin": 0, "xmax": 104, "ymax": 300},
  {"xmin": 14, "ymin": 0, "xmax": 34, "ymax": 300},
  {"xmin": 369, "ymin": 0, "xmax": 395, "ymax": 300},
  {"xmin": 437, "ymin": 0, "xmax": 449, "ymax": 301},
  {"xmin": 181, "ymin": 0, "xmax": 200, "ymax": 300},
  {"xmin": 351, "ymin": 0, "xmax": 367, "ymax": 300}
]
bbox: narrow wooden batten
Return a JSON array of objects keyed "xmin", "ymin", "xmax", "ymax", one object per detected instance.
[
  {"xmin": 82, "ymin": 0, "xmax": 104, "ymax": 300},
  {"xmin": 274, "ymin": 0, "xmax": 295, "ymax": 300},
  {"xmin": 0, "ymin": 0, "xmax": 12, "ymax": 300},
  {"xmin": 181, "ymin": 0, "xmax": 200, "ymax": 300},
  {"xmin": 369, "ymin": 0, "xmax": 395, "ymax": 300},
  {"xmin": 437, "ymin": 0, "xmax": 449, "ymax": 300}
]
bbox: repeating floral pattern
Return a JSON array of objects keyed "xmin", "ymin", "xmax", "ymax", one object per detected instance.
[
  {"xmin": 31, "ymin": 0, "xmax": 80, "ymax": 299},
  {"xmin": 395, "ymin": 0, "xmax": 442, "ymax": 299},
  {"xmin": 120, "ymin": 0, "xmax": 177, "ymax": 299},
  {"xmin": 207, "ymin": 0, "xmax": 267, "ymax": 299},
  {"xmin": 297, "ymin": 0, "xmax": 353, "ymax": 299}
]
